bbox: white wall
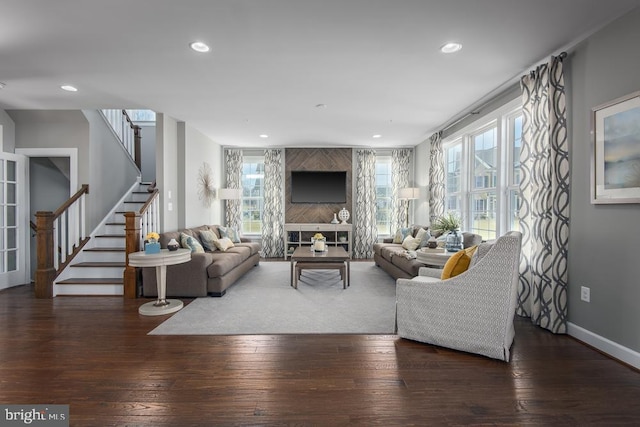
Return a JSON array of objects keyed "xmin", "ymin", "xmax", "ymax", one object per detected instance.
[
  {"xmin": 156, "ymin": 113, "xmax": 179, "ymax": 232},
  {"xmin": 181, "ymin": 123, "xmax": 223, "ymax": 228}
]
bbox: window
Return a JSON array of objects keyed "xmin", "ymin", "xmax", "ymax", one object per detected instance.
[
  {"xmin": 241, "ymin": 155, "xmax": 264, "ymax": 235},
  {"xmin": 443, "ymin": 99, "xmax": 522, "ymax": 241},
  {"xmin": 375, "ymin": 156, "xmax": 392, "ymax": 235}
]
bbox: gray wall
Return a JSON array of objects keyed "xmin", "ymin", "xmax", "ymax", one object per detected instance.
[
  {"xmin": 139, "ymin": 123, "xmax": 156, "ymax": 183},
  {"xmin": 156, "ymin": 113, "xmax": 179, "ymax": 232},
  {"xmin": 29, "ymin": 157, "xmax": 70, "ymax": 277},
  {"xmin": 568, "ymin": 8, "xmax": 640, "ymax": 353},
  {"xmin": 82, "ymin": 110, "xmax": 140, "ymax": 229},
  {"xmin": 0, "ymin": 109, "xmax": 16, "ymax": 153}
]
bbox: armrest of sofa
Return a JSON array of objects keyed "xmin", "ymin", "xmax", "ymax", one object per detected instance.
[{"xmin": 382, "ymin": 237, "xmax": 394, "ymax": 243}]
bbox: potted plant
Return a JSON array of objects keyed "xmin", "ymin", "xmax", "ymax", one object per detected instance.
[{"xmin": 431, "ymin": 212, "xmax": 463, "ymax": 252}]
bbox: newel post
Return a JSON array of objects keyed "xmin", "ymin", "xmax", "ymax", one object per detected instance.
[
  {"xmin": 123, "ymin": 212, "xmax": 141, "ymax": 299},
  {"xmin": 35, "ymin": 211, "xmax": 55, "ymax": 299}
]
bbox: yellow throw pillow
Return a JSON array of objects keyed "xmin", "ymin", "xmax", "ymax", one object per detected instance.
[{"xmin": 440, "ymin": 245, "xmax": 478, "ymax": 280}]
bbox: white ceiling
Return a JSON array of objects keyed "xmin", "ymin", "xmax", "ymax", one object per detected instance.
[{"xmin": 1, "ymin": 0, "xmax": 639, "ymax": 148}]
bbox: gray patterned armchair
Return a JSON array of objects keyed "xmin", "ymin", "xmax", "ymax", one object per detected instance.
[{"xmin": 395, "ymin": 231, "xmax": 523, "ymax": 361}]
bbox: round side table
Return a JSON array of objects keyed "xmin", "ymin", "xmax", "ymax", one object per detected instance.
[{"xmin": 128, "ymin": 248, "xmax": 191, "ymax": 316}]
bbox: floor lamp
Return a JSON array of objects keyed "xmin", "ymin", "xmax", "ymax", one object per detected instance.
[{"xmin": 398, "ymin": 187, "xmax": 420, "ymax": 227}]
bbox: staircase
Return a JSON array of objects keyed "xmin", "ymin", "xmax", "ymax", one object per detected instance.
[{"xmin": 54, "ymin": 182, "xmax": 153, "ymax": 296}]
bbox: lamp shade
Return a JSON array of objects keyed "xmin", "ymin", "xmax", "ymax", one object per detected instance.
[
  {"xmin": 218, "ymin": 188, "xmax": 242, "ymax": 200},
  {"xmin": 398, "ymin": 187, "xmax": 420, "ymax": 200}
]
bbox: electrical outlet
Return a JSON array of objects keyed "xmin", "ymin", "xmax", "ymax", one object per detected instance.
[{"xmin": 581, "ymin": 286, "xmax": 590, "ymax": 303}]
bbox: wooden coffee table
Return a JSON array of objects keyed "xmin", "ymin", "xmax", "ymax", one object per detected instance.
[{"xmin": 290, "ymin": 246, "xmax": 350, "ymax": 289}]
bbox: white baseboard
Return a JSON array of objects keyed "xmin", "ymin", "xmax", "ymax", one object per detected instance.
[{"xmin": 568, "ymin": 322, "xmax": 640, "ymax": 370}]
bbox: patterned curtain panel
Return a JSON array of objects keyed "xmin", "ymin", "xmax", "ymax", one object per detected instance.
[
  {"xmin": 224, "ymin": 149, "xmax": 243, "ymax": 229},
  {"xmin": 261, "ymin": 149, "xmax": 285, "ymax": 258},
  {"xmin": 517, "ymin": 55, "xmax": 569, "ymax": 334},
  {"xmin": 391, "ymin": 149, "xmax": 412, "ymax": 231},
  {"xmin": 428, "ymin": 132, "xmax": 445, "ymax": 224},
  {"xmin": 352, "ymin": 149, "xmax": 378, "ymax": 259}
]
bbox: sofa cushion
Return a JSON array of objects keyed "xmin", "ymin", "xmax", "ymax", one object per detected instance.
[
  {"xmin": 380, "ymin": 244, "xmax": 404, "ymax": 262},
  {"xmin": 441, "ymin": 246, "xmax": 478, "ymax": 279},
  {"xmin": 198, "ymin": 229, "xmax": 219, "ymax": 252},
  {"xmin": 234, "ymin": 242, "xmax": 261, "ymax": 256},
  {"xmin": 214, "ymin": 237, "xmax": 235, "ymax": 251},
  {"xmin": 392, "ymin": 227, "xmax": 412, "ymax": 244},
  {"xmin": 390, "ymin": 255, "xmax": 423, "ymax": 277},
  {"xmin": 219, "ymin": 226, "xmax": 241, "ymax": 243},
  {"xmin": 180, "ymin": 232, "xmax": 205, "ymax": 253},
  {"xmin": 206, "ymin": 252, "xmax": 247, "ymax": 277}
]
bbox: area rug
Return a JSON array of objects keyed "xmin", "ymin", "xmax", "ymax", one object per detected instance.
[{"xmin": 149, "ymin": 261, "xmax": 396, "ymax": 335}]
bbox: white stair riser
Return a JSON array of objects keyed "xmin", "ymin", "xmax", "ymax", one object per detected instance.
[
  {"xmin": 68, "ymin": 267, "xmax": 124, "ymax": 278},
  {"xmin": 82, "ymin": 252, "xmax": 125, "ymax": 263},
  {"xmin": 94, "ymin": 237, "xmax": 126, "ymax": 247},
  {"xmin": 55, "ymin": 284, "xmax": 123, "ymax": 296},
  {"xmin": 104, "ymin": 224, "xmax": 125, "ymax": 234}
]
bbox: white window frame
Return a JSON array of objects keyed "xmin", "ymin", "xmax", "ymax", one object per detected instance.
[
  {"xmin": 240, "ymin": 154, "xmax": 264, "ymax": 236},
  {"xmin": 375, "ymin": 154, "xmax": 393, "ymax": 236},
  {"xmin": 443, "ymin": 98, "xmax": 522, "ymax": 240}
]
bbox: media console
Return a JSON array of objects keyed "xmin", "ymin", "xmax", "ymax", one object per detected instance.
[{"xmin": 283, "ymin": 223, "xmax": 352, "ymax": 260}]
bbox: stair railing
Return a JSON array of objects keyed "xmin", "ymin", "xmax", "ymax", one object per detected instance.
[
  {"xmin": 35, "ymin": 184, "xmax": 90, "ymax": 298},
  {"xmin": 123, "ymin": 188, "xmax": 160, "ymax": 298},
  {"xmin": 101, "ymin": 109, "xmax": 142, "ymax": 170}
]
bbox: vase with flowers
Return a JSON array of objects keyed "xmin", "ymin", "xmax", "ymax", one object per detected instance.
[
  {"xmin": 145, "ymin": 231, "xmax": 161, "ymax": 254},
  {"xmin": 431, "ymin": 212, "xmax": 464, "ymax": 252},
  {"xmin": 312, "ymin": 233, "xmax": 327, "ymax": 252}
]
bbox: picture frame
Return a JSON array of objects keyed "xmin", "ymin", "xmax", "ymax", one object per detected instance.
[{"xmin": 591, "ymin": 90, "xmax": 640, "ymax": 204}]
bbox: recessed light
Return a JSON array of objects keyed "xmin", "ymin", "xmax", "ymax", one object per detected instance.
[
  {"xmin": 315, "ymin": 103, "xmax": 327, "ymax": 109},
  {"xmin": 60, "ymin": 85, "xmax": 78, "ymax": 92},
  {"xmin": 259, "ymin": 134, "xmax": 269, "ymax": 139},
  {"xmin": 440, "ymin": 42, "xmax": 462, "ymax": 53},
  {"xmin": 372, "ymin": 134, "xmax": 382, "ymax": 138},
  {"xmin": 190, "ymin": 41, "xmax": 210, "ymax": 53}
]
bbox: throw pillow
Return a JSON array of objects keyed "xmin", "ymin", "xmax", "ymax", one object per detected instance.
[
  {"xmin": 180, "ymin": 232, "xmax": 205, "ymax": 253},
  {"xmin": 198, "ymin": 229, "xmax": 219, "ymax": 252},
  {"xmin": 219, "ymin": 226, "xmax": 241, "ymax": 243},
  {"xmin": 392, "ymin": 227, "xmax": 411, "ymax": 244},
  {"xmin": 415, "ymin": 227, "xmax": 431, "ymax": 248},
  {"xmin": 401, "ymin": 234, "xmax": 420, "ymax": 251},
  {"xmin": 440, "ymin": 245, "xmax": 478, "ymax": 280},
  {"xmin": 214, "ymin": 237, "xmax": 235, "ymax": 252}
]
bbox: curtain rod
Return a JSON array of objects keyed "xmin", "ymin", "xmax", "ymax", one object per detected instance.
[{"xmin": 440, "ymin": 51, "xmax": 567, "ymax": 135}]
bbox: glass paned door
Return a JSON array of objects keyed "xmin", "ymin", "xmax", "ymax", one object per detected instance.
[{"xmin": 0, "ymin": 152, "xmax": 27, "ymax": 289}]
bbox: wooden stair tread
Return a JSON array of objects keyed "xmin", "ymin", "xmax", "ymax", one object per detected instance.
[
  {"xmin": 57, "ymin": 278, "xmax": 123, "ymax": 285},
  {"xmin": 84, "ymin": 247, "xmax": 125, "ymax": 252},
  {"xmin": 95, "ymin": 234, "xmax": 125, "ymax": 238},
  {"xmin": 105, "ymin": 222, "xmax": 125, "ymax": 226},
  {"xmin": 72, "ymin": 262, "xmax": 125, "ymax": 268}
]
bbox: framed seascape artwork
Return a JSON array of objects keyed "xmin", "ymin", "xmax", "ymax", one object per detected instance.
[{"xmin": 591, "ymin": 90, "xmax": 640, "ymax": 204}]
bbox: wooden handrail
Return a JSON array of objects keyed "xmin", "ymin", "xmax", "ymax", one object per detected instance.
[
  {"xmin": 35, "ymin": 184, "xmax": 90, "ymax": 298},
  {"xmin": 53, "ymin": 184, "xmax": 89, "ymax": 218},
  {"xmin": 122, "ymin": 109, "xmax": 142, "ymax": 171},
  {"xmin": 138, "ymin": 188, "xmax": 159, "ymax": 214}
]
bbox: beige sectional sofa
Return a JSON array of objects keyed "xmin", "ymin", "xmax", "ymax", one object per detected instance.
[{"xmin": 142, "ymin": 225, "xmax": 261, "ymax": 297}]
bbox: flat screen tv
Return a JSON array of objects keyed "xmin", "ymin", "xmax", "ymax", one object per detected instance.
[{"xmin": 290, "ymin": 171, "xmax": 347, "ymax": 204}]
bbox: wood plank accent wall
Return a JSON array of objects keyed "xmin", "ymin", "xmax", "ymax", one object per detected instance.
[{"xmin": 285, "ymin": 148, "xmax": 352, "ymax": 223}]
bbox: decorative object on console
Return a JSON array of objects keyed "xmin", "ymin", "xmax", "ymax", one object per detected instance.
[
  {"xmin": 427, "ymin": 236, "xmax": 438, "ymax": 249},
  {"xmin": 431, "ymin": 211, "xmax": 463, "ymax": 253},
  {"xmin": 330, "ymin": 213, "xmax": 339, "ymax": 224},
  {"xmin": 145, "ymin": 232, "xmax": 161, "ymax": 254},
  {"xmin": 338, "ymin": 207, "xmax": 350, "ymax": 224},
  {"xmin": 312, "ymin": 233, "xmax": 326, "ymax": 252},
  {"xmin": 167, "ymin": 238, "xmax": 180, "ymax": 251}
]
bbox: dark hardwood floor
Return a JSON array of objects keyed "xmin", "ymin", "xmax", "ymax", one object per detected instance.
[{"xmin": 1, "ymin": 283, "xmax": 639, "ymax": 426}]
